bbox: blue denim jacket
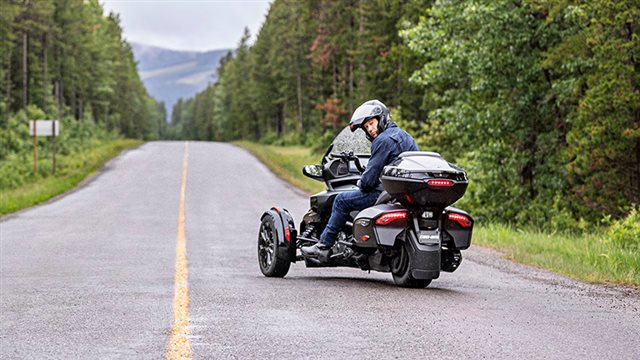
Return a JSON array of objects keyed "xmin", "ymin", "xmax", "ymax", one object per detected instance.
[{"xmin": 358, "ymin": 122, "xmax": 420, "ymax": 192}]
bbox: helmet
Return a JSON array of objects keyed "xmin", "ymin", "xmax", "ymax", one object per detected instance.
[{"xmin": 349, "ymin": 99, "xmax": 391, "ymax": 141}]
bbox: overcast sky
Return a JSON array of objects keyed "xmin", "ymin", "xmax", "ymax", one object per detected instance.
[{"xmin": 101, "ymin": 0, "xmax": 272, "ymax": 52}]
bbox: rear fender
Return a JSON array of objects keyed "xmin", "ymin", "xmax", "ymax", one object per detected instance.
[{"xmin": 261, "ymin": 207, "xmax": 298, "ymax": 262}]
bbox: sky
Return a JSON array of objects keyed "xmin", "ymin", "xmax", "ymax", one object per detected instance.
[{"xmin": 100, "ymin": 0, "xmax": 272, "ymax": 52}]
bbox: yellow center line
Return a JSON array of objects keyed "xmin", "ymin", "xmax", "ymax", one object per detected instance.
[{"xmin": 166, "ymin": 142, "xmax": 192, "ymax": 360}]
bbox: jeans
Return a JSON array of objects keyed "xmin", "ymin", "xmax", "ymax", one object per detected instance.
[{"xmin": 319, "ymin": 189, "xmax": 381, "ymax": 246}]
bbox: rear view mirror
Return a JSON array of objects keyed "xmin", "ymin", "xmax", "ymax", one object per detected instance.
[{"xmin": 303, "ymin": 165, "xmax": 323, "ymax": 181}]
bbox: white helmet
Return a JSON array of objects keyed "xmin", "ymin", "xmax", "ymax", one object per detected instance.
[{"xmin": 349, "ymin": 99, "xmax": 391, "ymax": 141}]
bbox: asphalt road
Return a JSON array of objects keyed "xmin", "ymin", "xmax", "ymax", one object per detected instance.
[{"xmin": 1, "ymin": 141, "xmax": 638, "ymax": 359}]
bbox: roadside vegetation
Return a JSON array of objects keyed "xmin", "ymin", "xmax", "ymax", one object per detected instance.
[
  {"xmin": 1, "ymin": 2, "xmax": 165, "ymax": 216},
  {"xmin": 0, "ymin": 107, "xmax": 142, "ymax": 216},
  {"xmin": 235, "ymin": 141, "xmax": 324, "ymax": 194},
  {"xmin": 169, "ymin": 0, "xmax": 638, "ymax": 235},
  {"xmin": 475, "ymin": 222, "xmax": 639, "ymax": 286},
  {"xmin": 0, "ymin": 138, "xmax": 141, "ymax": 216},
  {"xmin": 236, "ymin": 142, "xmax": 639, "ymax": 286}
]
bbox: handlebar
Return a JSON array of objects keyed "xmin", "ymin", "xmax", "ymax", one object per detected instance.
[{"xmin": 336, "ymin": 151, "xmax": 366, "ymax": 173}]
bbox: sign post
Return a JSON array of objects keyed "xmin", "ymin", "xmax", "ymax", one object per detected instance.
[
  {"xmin": 54, "ymin": 82, "xmax": 59, "ymax": 174},
  {"xmin": 33, "ymin": 121, "xmax": 37, "ymax": 176},
  {"xmin": 29, "ymin": 120, "xmax": 61, "ymax": 176}
]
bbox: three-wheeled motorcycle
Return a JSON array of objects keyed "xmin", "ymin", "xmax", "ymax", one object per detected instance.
[{"xmin": 258, "ymin": 127, "xmax": 474, "ymax": 287}]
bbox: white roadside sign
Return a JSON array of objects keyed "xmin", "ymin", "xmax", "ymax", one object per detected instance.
[{"xmin": 29, "ymin": 120, "xmax": 60, "ymax": 136}]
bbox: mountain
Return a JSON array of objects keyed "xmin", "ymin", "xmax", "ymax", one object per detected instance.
[{"xmin": 130, "ymin": 42, "xmax": 230, "ymax": 121}]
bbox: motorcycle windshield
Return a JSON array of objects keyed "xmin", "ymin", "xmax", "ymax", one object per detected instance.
[{"xmin": 330, "ymin": 127, "xmax": 371, "ymax": 156}]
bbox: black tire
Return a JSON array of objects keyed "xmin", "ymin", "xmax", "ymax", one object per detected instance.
[
  {"xmin": 391, "ymin": 237, "xmax": 432, "ymax": 288},
  {"xmin": 258, "ymin": 215, "xmax": 291, "ymax": 277}
]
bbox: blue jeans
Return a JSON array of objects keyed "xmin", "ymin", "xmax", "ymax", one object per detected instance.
[{"xmin": 320, "ymin": 189, "xmax": 381, "ymax": 246}]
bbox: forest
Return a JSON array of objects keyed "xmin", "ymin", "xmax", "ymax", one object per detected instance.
[
  {"xmin": 0, "ymin": 0, "xmax": 165, "ymax": 190},
  {"xmin": 169, "ymin": 0, "xmax": 639, "ymax": 231}
]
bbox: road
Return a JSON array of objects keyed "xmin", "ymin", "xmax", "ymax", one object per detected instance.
[{"xmin": 1, "ymin": 141, "xmax": 638, "ymax": 359}]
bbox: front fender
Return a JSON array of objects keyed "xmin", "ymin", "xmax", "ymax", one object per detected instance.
[{"xmin": 261, "ymin": 207, "xmax": 297, "ymax": 262}]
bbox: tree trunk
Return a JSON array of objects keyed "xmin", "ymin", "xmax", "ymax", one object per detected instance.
[
  {"xmin": 332, "ymin": 63, "xmax": 338, "ymax": 100},
  {"xmin": 71, "ymin": 90, "xmax": 76, "ymax": 119},
  {"xmin": 276, "ymin": 102, "xmax": 284, "ymax": 137},
  {"xmin": 348, "ymin": 60, "xmax": 354, "ymax": 114},
  {"xmin": 636, "ymin": 130, "xmax": 640, "ymax": 205},
  {"xmin": 625, "ymin": 22, "xmax": 640, "ymax": 204},
  {"xmin": 397, "ymin": 43, "xmax": 402, "ymax": 104},
  {"xmin": 523, "ymin": 128, "xmax": 539, "ymax": 200},
  {"xmin": 59, "ymin": 79, "xmax": 64, "ymax": 118},
  {"xmin": 22, "ymin": 31, "xmax": 28, "ymax": 107},
  {"xmin": 296, "ymin": 71, "xmax": 303, "ymax": 133},
  {"xmin": 43, "ymin": 32, "xmax": 47, "ymax": 112},
  {"xmin": 358, "ymin": 1, "xmax": 365, "ymax": 92},
  {"xmin": 283, "ymin": 100, "xmax": 287, "ymax": 135},
  {"xmin": 5, "ymin": 47, "xmax": 12, "ymax": 110}
]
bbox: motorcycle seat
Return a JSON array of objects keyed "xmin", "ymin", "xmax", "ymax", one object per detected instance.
[{"xmin": 349, "ymin": 191, "xmax": 393, "ymax": 220}]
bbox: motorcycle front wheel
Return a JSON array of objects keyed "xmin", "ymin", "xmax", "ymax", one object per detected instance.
[{"xmin": 258, "ymin": 215, "xmax": 291, "ymax": 277}]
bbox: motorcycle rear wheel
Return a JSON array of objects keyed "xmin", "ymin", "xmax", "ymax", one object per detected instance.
[
  {"xmin": 258, "ymin": 215, "xmax": 291, "ymax": 277},
  {"xmin": 391, "ymin": 239, "xmax": 432, "ymax": 288}
]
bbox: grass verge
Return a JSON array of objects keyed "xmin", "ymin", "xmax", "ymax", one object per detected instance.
[
  {"xmin": 235, "ymin": 141, "xmax": 325, "ymax": 194},
  {"xmin": 0, "ymin": 139, "xmax": 142, "ymax": 217},
  {"xmin": 474, "ymin": 224, "xmax": 639, "ymax": 285},
  {"xmin": 236, "ymin": 141, "xmax": 639, "ymax": 286}
]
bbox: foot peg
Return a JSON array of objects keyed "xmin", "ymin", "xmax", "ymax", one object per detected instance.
[{"xmin": 354, "ymin": 254, "xmax": 370, "ymax": 271}]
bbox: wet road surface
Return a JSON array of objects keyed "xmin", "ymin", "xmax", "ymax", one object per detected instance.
[{"xmin": 1, "ymin": 141, "xmax": 638, "ymax": 359}]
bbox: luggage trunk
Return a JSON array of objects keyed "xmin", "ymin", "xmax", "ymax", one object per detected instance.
[{"xmin": 380, "ymin": 152, "xmax": 468, "ymax": 208}]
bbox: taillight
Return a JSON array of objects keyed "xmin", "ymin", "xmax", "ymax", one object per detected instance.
[
  {"xmin": 447, "ymin": 212, "xmax": 472, "ymax": 228},
  {"xmin": 427, "ymin": 179, "xmax": 454, "ymax": 187},
  {"xmin": 375, "ymin": 211, "xmax": 408, "ymax": 225},
  {"xmin": 285, "ymin": 226, "xmax": 291, "ymax": 242}
]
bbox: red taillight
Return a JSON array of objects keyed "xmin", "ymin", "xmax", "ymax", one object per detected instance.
[
  {"xmin": 448, "ymin": 212, "xmax": 472, "ymax": 228},
  {"xmin": 375, "ymin": 211, "xmax": 408, "ymax": 226},
  {"xmin": 427, "ymin": 179, "xmax": 454, "ymax": 187},
  {"xmin": 284, "ymin": 226, "xmax": 291, "ymax": 242}
]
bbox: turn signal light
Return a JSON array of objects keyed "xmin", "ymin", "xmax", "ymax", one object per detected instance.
[
  {"xmin": 361, "ymin": 235, "xmax": 370, "ymax": 241},
  {"xmin": 427, "ymin": 179, "xmax": 454, "ymax": 187},
  {"xmin": 447, "ymin": 213, "xmax": 472, "ymax": 228},
  {"xmin": 375, "ymin": 211, "xmax": 408, "ymax": 225}
]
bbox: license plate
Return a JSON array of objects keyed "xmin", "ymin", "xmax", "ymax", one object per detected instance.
[
  {"xmin": 421, "ymin": 211, "xmax": 434, "ymax": 219},
  {"xmin": 418, "ymin": 229, "xmax": 440, "ymax": 245}
]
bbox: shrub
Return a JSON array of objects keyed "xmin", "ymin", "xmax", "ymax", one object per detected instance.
[{"xmin": 606, "ymin": 208, "xmax": 640, "ymax": 249}]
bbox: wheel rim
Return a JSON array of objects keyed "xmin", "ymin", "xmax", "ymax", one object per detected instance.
[
  {"xmin": 391, "ymin": 242, "xmax": 409, "ymax": 275},
  {"xmin": 258, "ymin": 221, "xmax": 276, "ymax": 269}
]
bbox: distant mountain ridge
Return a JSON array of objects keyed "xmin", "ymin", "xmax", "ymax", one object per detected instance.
[{"xmin": 131, "ymin": 42, "xmax": 230, "ymax": 121}]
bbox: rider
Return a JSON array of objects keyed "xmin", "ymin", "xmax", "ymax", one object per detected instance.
[{"xmin": 301, "ymin": 99, "xmax": 420, "ymax": 258}]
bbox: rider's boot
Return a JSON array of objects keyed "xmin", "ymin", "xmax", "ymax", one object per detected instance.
[{"xmin": 301, "ymin": 242, "xmax": 331, "ymax": 261}]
